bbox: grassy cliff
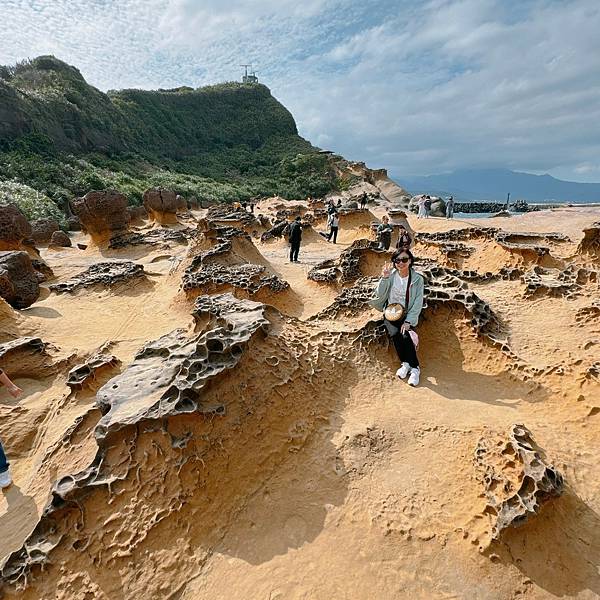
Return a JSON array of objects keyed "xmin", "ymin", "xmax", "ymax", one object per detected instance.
[{"xmin": 0, "ymin": 56, "xmax": 338, "ymax": 209}]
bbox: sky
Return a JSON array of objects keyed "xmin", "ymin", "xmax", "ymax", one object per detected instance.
[{"xmin": 1, "ymin": 0, "xmax": 600, "ymax": 182}]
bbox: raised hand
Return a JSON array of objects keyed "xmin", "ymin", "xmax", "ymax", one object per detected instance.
[{"xmin": 382, "ymin": 262, "xmax": 393, "ymax": 277}]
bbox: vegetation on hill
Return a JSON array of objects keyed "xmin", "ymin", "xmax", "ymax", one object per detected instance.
[{"xmin": 0, "ymin": 56, "xmax": 340, "ymax": 211}]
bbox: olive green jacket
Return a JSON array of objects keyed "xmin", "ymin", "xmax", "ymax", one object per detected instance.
[{"xmin": 368, "ymin": 268, "xmax": 425, "ymax": 326}]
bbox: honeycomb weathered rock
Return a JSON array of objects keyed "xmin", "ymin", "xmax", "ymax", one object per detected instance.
[
  {"xmin": 578, "ymin": 221, "xmax": 600, "ymax": 259},
  {"xmin": 308, "ymin": 239, "xmax": 381, "ymax": 284},
  {"xmin": 522, "ymin": 265, "xmax": 598, "ymax": 298},
  {"xmin": 67, "ymin": 350, "xmax": 121, "ymax": 389},
  {"xmin": 0, "ymin": 204, "xmax": 32, "ymax": 250},
  {"xmin": 108, "ymin": 227, "xmax": 194, "ymax": 249},
  {"xmin": 70, "ymin": 190, "xmax": 130, "ymax": 238},
  {"xmin": 49, "ymin": 261, "xmax": 145, "ymax": 294},
  {"xmin": 474, "ymin": 424, "xmax": 564, "ymax": 543},
  {"xmin": 0, "ymin": 251, "xmax": 40, "ymax": 308}
]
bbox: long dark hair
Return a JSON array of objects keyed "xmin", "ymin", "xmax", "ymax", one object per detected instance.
[{"xmin": 391, "ymin": 248, "xmax": 414, "ymax": 267}]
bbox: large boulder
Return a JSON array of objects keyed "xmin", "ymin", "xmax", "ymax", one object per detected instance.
[
  {"xmin": 0, "ymin": 251, "xmax": 40, "ymax": 308},
  {"xmin": 49, "ymin": 230, "xmax": 72, "ymax": 247},
  {"xmin": 66, "ymin": 215, "xmax": 83, "ymax": 231},
  {"xmin": 143, "ymin": 188, "xmax": 184, "ymax": 224},
  {"xmin": 0, "ymin": 204, "xmax": 32, "ymax": 250},
  {"xmin": 70, "ymin": 190, "xmax": 130, "ymax": 239},
  {"xmin": 31, "ymin": 218, "xmax": 61, "ymax": 244}
]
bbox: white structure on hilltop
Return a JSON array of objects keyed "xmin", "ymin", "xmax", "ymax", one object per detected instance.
[{"xmin": 240, "ymin": 64, "xmax": 259, "ymax": 84}]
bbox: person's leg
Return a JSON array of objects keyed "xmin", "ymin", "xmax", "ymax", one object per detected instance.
[
  {"xmin": 392, "ymin": 331, "xmax": 419, "ymax": 368},
  {"xmin": 293, "ymin": 241, "xmax": 300, "ymax": 262},
  {"xmin": 332, "ymin": 227, "xmax": 338, "ymax": 244},
  {"xmin": 0, "ymin": 439, "xmax": 9, "ymax": 473}
]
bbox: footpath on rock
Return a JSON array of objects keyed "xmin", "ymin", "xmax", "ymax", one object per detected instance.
[{"xmin": 0, "ymin": 189, "xmax": 599, "ymax": 599}]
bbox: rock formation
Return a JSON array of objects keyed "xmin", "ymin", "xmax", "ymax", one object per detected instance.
[
  {"xmin": 67, "ymin": 348, "xmax": 121, "ymax": 390},
  {"xmin": 578, "ymin": 221, "xmax": 600, "ymax": 259},
  {"xmin": 0, "ymin": 251, "xmax": 40, "ymax": 308},
  {"xmin": 49, "ymin": 261, "xmax": 145, "ymax": 294},
  {"xmin": 49, "ymin": 230, "xmax": 72, "ymax": 247},
  {"xmin": 474, "ymin": 424, "xmax": 564, "ymax": 544},
  {"xmin": 142, "ymin": 188, "xmax": 184, "ymax": 224},
  {"xmin": 30, "ymin": 219, "xmax": 61, "ymax": 244},
  {"xmin": 108, "ymin": 228, "xmax": 193, "ymax": 249},
  {"xmin": 0, "ymin": 337, "xmax": 54, "ymax": 378},
  {"xmin": 70, "ymin": 190, "xmax": 130, "ymax": 239},
  {"xmin": 0, "ymin": 204, "xmax": 32, "ymax": 250}
]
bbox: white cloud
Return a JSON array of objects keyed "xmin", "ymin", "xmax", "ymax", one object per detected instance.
[{"xmin": 1, "ymin": 0, "xmax": 600, "ymax": 182}]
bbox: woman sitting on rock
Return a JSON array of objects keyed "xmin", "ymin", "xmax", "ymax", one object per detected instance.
[{"xmin": 369, "ymin": 249, "xmax": 424, "ymax": 386}]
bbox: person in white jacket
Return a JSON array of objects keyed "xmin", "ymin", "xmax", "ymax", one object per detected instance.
[{"xmin": 327, "ymin": 211, "xmax": 340, "ymax": 244}]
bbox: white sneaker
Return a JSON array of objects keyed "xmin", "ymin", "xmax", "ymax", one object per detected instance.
[
  {"xmin": 408, "ymin": 368, "xmax": 420, "ymax": 387},
  {"xmin": 0, "ymin": 470, "xmax": 12, "ymax": 489},
  {"xmin": 396, "ymin": 362, "xmax": 411, "ymax": 379}
]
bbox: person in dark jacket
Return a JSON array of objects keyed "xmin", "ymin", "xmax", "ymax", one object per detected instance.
[
  {"xmin": 288, "ymin": 216, "xmax": 303, "ymax": 263},
  {"xmin": 395, "ymin": 224, "xmax": 412, "ymax": 250}
]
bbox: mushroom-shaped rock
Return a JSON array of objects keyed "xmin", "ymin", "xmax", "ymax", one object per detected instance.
[
  {"xmin": 127, "ymin": 205, "xmax": 148, "ymax": 222},
  {"xmin": 30, "ymin": 219, "xmax": 60, "ymax": 244},
  {"xmin": 70, "ymin": 190, "xmax": 130, "ymax": 239},
  {"xmin": 475, "ymin": 424, "xmax": 564, "ymax": 545},
  {"xmin": 143, "ymin": 188, "xmax": 182, "ymax": 224},
  {"xmin": 0, "ymin": 204, "xmax": 32, "ymax": 250},
  {"xmin": 49, "ymin": 230, "xmax": 72, "ymax": 247},
  {"xmin": 0, "ymin": 251, "xmax": 40, "ymax": 308}
]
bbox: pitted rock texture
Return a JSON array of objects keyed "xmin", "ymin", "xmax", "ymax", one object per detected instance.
[
  {"xmin": 315, "ymin": 264, "xmax": 499, "ymax": 338},
  {"xmin": 108, "ymin": 228, "xmax": 193, "ymax": 249},
  {"xmin": 522, "ymin": 265, "xmax": 598, "ymax": 298},
  {"xmin": 30, "ymin": 219, "xmax": 60, "ymax": 244},
  {"xmin": 0, "ymin": 204, "xmax": 32, "ymax": 249},
  {"xmin": 94, "ymin": 293, "xmax": 269, "ymax": 434},
  {"xmin": 183, "ymin": 226, "xmax": 288, "ymax": 297},
  {"xmin": 143, "ymin": 188, "xmax": 185, "ymax": 223},
  {"xmin": 207, "ymin": 205, "xmax": 257, "ymax": 227},
  {"xmin": 67, "ymin": 350, "xmax": 121, "ymax": 389},
  {"xmin": 474, "ymin": 424, "xmax": 564, "ymax": 543},
  {"xmin": 0, "ymin": 251, "xmax": 40, "ymax": 308},
  {"xmin": 183, "ymin": 262, "xmax": 289, "ymax": 296},
  {"xmin": 0, "ymin": 294, "xmax": 270, "ymax": 586},
  {"xmin": 49, "ymin": 261, "xmax": 145, "ymax": 294},
  {"xmin": 49, "ymin": 230, "xmax": 72, "ymax": 247},
  {"xmin": 308, "ymin": 239, "xmax": 381, "ymax": 284},
  {"xmin": 70, "ymin": 190, "xmax": 130, "ymax": 237},
  {"xmin": 578, "ymin": 221, "xmax": 600, "ymax": 259},
  {"xmin": 415, "ymin": 228, "xmax": 499, "ymax": 244},
  {"xmin": 0, "ymin": 337, "xmax": 54, "ymax": 379}
]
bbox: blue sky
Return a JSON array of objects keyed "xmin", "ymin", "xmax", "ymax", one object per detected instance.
[{"xmin": 2, "ymin": 0, "xmax": 600, "ymax": 182}]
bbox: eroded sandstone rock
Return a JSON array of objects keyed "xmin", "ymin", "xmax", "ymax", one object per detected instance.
[
  {"xmin": 143, "ymin": 188, "xmax": 184, "ymax": 223},
  {"xmin": 67, "ymin": 349, "xmax": 121, "ymax": 389},
  {"xmin": 0, "ymin": 251, "xmax": 40, "ymax": 308},
  {"xmin": 474, "ymin": 424, "xmax": 564, "ymax": 543},
  {"xmin": 108, "ymin": 227, "xmax": 193, "ymax": 249},
  {"xmin": 578, "ymin": 221, "xmax": 600, "ymax": 259},
  {"xmin": 70, "ymin": 190, "xmax": 130, "ymax": 238},
  {"xmin": 49, "ymin": 230, "xmax": 72, "ymax": 247},
  {"xmin": 0, "ymin": 337, "xmax": 53, "ymax": 378},
  {"xmin": 0, "ymin": 204, "xmax": 31, "ymax": 250},
  {"xmin": 49, "ymin": 261, "xmax": 145, "ymax": 294},
  {"xmin": 30, "ymin": 218, "xmax": 60, "ymax": 244}
]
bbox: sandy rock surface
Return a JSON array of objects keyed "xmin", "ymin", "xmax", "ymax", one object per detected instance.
[{"xmin": 0, "ymin": 200, "xmax": 599, "ymax": 599}]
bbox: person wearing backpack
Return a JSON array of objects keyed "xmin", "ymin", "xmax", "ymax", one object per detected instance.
[
  {"xmin": 288, "ymin": 216, "xmax": 303, "ymax": 263},
  {"xmin": 424, "ymin": 196, "xmax": 432, "ymax": 218}
]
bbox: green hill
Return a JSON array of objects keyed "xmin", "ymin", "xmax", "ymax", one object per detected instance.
[{"xmin": 0, "ymin": 56, "xmax": 340, "ymax": 211}]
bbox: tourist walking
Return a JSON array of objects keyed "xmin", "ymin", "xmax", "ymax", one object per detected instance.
[
  {"xmin": 360, "ymin": 192, "xmax": 368, "ymax": 210},
  {"xmin": 376, "ymin": 215, "xmax": 394, "ymax": 250},
  {"xmin": 327, "ymin": 211, "xmax": 340, "ymax": 244},
  {"xmin": 369, "ymin": 249, "xmax": 424, "ymax": 386},
  {"xmin": 424, "ymin": 196, "xmax": 432, "ymax": 218},
  {"xmin": 0, "ymin": 368, "xmax": 23, "ymax": 489},
  {"xmin": 446, "ymin": 196, "xmax": 455, "ymax": 219},
  {"xmin": 287, "ymin": 216, "xmax": 303, "ymax": 263}
]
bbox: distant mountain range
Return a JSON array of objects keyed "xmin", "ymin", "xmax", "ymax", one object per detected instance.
[{"xmin": 397, "ymin": 168, "xmax": 600, "ymax": 203}]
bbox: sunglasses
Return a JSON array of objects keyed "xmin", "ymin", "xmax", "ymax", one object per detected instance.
[{"xmin": 394, "ymin": 257, "xmax": 410, "ymax": 264}]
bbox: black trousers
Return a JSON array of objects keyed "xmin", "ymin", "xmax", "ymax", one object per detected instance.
[
  {"xmin": 385, "ymin": 319, "xmax": 419, "ymax": 368},
  {"xmin": 327, "ymin": 226, "xmax": 338, "ymax": 243},
  {"xmin": 290, "ymin": 240, "xmax": 300, "ymax": 262}
]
